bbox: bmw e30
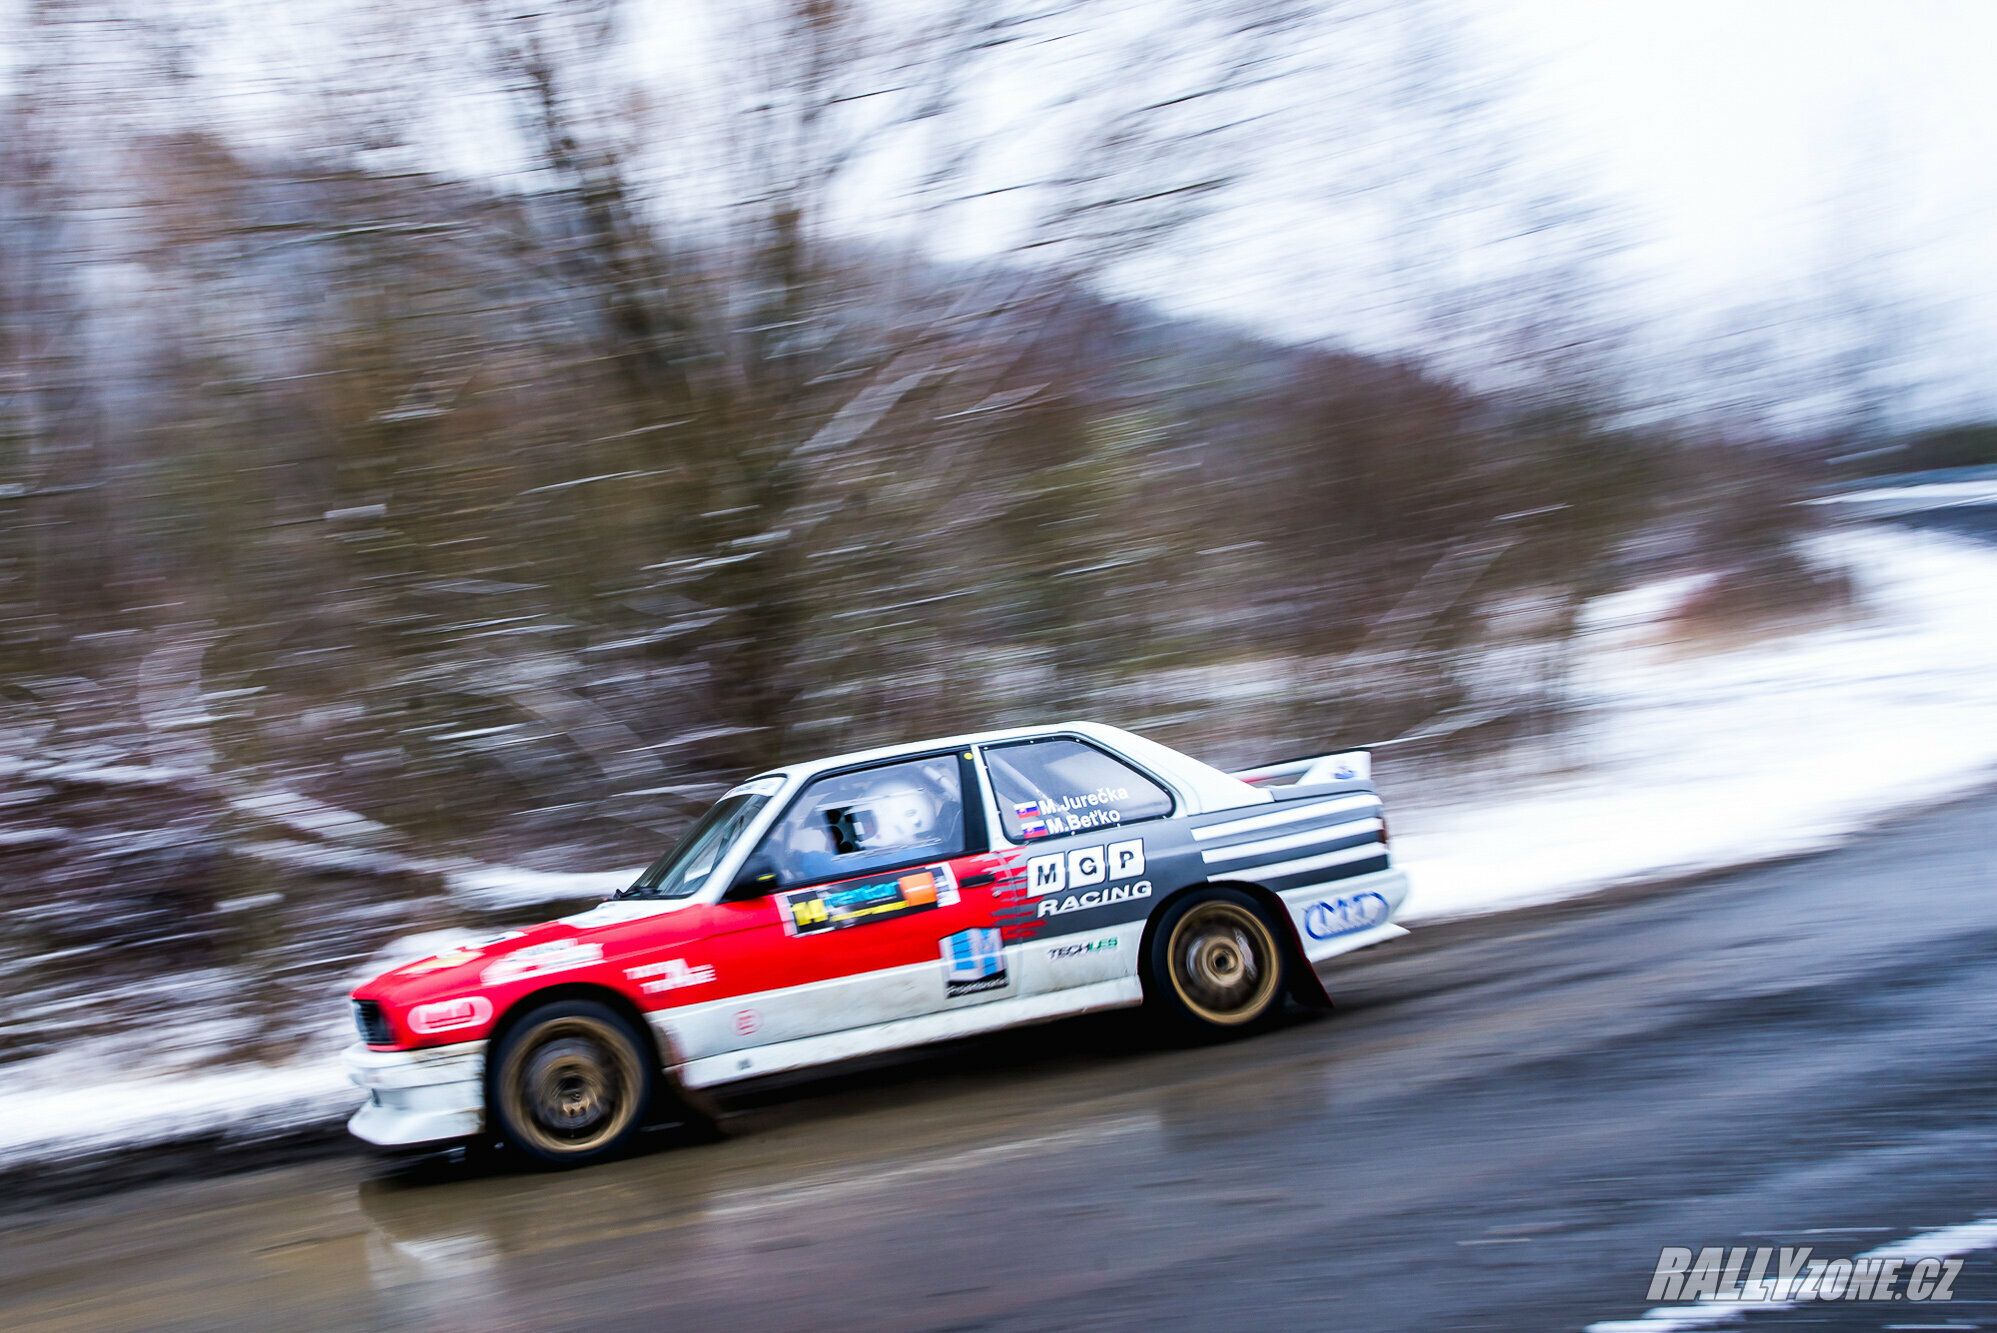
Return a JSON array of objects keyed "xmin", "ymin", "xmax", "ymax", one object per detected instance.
[{"xmin": 345, "ymin": 722, "xmax": 1408, "ymax": 1165}]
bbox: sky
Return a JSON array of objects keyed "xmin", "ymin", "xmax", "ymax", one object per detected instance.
[
  {"xmin": 2, "ymin": 0, "xmax": 1990, "ymax": 423},
  {"xmin": 1487, "ymin": 0, "xmax": 1997, "ymax": 419},
  {"xmin": 1494, "ymin": 0, "xmax": 1997, "ymax": 288},
  {"xmin": 1106, "ymin": 0, "xmax": 1997, "ymax": 425}
]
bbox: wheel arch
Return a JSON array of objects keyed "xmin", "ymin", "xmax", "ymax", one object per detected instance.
[
  {"xmin": 1139, "ymin": 879, "xmax": 1332, "ymax": 1010},
  {"xmin": 483, "ymin": 982, "xmax": 719, "ymax": 1127}
]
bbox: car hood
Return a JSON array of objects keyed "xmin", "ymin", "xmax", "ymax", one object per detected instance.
[{"xmin": 355, "ymin": 896, "xmax": 702, "ymax": 1006}]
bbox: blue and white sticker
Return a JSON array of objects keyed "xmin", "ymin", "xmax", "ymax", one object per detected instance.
[
  {"xmin": 1301, "ymin": 891, "xmax": 1390, "ymax": 940},
  {"xmin": 941, "ymin": 927, "xmax": 1009, "ymax": 997}
]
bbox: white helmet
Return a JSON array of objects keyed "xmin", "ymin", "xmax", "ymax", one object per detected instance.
[{"xmin": 864, "ymin": 780, "xmax": 940, "ymax": 846}]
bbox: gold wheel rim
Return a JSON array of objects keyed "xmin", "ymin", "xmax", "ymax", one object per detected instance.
[
  {"xmin": 1167, "ymin": 901, "xmax": 1280, "ymax": 1026},
  {"xmin": 500, "ymin": 1016, "xmax": 642, "ymax": 1156}
]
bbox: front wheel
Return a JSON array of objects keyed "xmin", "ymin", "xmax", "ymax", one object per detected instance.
[
  {"xmin": 1147, "ymin": 889, "xmax": 1286, "ymax": 1033},
  {"xmin": 489, "ymin": 999, "xmax": 654, "ymax": 1168}
]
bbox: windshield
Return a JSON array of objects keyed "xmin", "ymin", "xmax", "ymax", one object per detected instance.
[{"xmin": 619, "ymin": 792, "xmax": 772, "ymax": 899}]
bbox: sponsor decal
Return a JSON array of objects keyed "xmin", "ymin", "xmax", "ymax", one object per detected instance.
[
  {"xmin": 734, "ymin": 1009, "xmax": 761, "ymax": 1036},
  {"xmin": 1036, "ymin": 879, "xmax": 1152, "ymax": 917},
  {"xmin": 626, "ymin": 957, "xmax": 717, "ymax": 994},
  {"xmin": 397, "ymin": 931, "xmax": 524, "ymax": 976},
  {"xmin": 1015, "ymin": 786, "xmax": 1133, "ymax": 836},
  {"xmin": 1106, "ymin": 838, "xmax": 1145, "ymax": 880},
  {"xmin": 1332, "ymin": 764, "xmax": 1357, "ymax": 780},
  {"xmin": 480, "ymin": 939, "xmax": 604, "ymax": 985},
  {"xmin": 1644, "ymin": 1245, "xmax": 1962, "ymax": 1305},
  {"xmin": 407, "ymin": 995, "xmax": 494, "ymax": 1035},
  {"xmin": 1047, "ymin": 937, "xmax": 1118, "ymax": 960},
  {"xmin": 780, "ymin": 864, "xmax": 957, "ymax": 936},
  {"xmin": 399, "ymin": 948, "xmax": 479, "ymax": 976},
  {"xmin": 1302, "ymin": 891, "xmax": 1390, "ymax": 940},
  {"xmin": 940, "ymin": 927, "xmax": 1009, "ymax": 997},
  {"xmin": 1068, "ymin": 844, "xmax": 1106, "ymax": 887},
  {"xmin": 1026, "ymin": 838, "xmax": 1145, "ymax": 897}
]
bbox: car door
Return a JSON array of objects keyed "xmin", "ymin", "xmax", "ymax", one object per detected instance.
[
  {"xmin": 979, "ymin": 735, "xmax": 1201, "ymax": 997},
  {"xmin": 690, "ymin": 750, "xmax": 1015, "ymax": 1059}
]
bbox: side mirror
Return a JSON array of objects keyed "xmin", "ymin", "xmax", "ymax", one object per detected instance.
[{"xmin": 723, "ymin": 855, "xmax": 781, "ymax": 902}]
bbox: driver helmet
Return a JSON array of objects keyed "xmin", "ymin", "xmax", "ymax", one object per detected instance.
[{"xmin": 864, "ymin": 779, "xmax": 941, "ymax": 846}]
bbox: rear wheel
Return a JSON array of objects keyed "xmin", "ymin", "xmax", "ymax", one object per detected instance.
[
  {"xmin": 1148, "ymin": 889, "xmax": 1286, "ymax": 1033},
  {"xmin": 490, "ymin": 999, "xmax": 654, "ymax": 1168}
]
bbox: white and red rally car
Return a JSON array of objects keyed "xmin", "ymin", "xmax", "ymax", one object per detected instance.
[{"xmin": 345, "ymin": 722, "xmax": 1409, "ymax": 1165}]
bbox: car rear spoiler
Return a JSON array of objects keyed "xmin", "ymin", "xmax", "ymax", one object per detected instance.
[{"xmin": 1229, "ymin": 748, "xmax": 1372, "ymax": 788}]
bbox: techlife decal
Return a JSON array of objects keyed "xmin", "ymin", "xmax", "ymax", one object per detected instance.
[
  {"xmin": 940, "ymin": 927, "xmax": 1009, "ymax": 997},
  {"xmin": 780, "ymin": 864, "xmax": 960, "ymax": 937},
  {"xmin": 1026, "ymin": 839, "xmax": 1145, "ymax": 896}
]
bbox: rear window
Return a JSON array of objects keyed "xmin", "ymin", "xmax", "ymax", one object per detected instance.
[{"xmin": 983, "ymin": 738, "xmax": 1173, "ymax": 843}]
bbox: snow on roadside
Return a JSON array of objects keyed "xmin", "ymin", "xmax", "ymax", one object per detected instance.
[
  {"xmin": 1392, "ymin": 525, "xmax": 1997, "ymax": 919},
  {"xmin": 0, "ymin": 1048, "xmax": 358, "ymax": 1163},
  {"xmin": 0, "ymin": 930, "xmax": 523, "ymax": 1164},
  {"xmin": 1809, "ymin": 478, "xmax": 1997, "ymax": 518},
  {"xmin": 4, "ymin": 522, "xmax": 1995, "ymax": 1168}
]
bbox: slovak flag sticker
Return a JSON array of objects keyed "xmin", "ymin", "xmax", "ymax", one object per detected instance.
[
  {"xmin": 1014, "ymin": 801, "xmax": 1042, "ymax": 819},
  {"xmin": 1020, "ymin": 818, "xmax": 1049, "ymax": 839}
]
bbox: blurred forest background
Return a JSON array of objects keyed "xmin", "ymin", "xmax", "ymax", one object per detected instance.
[{"xmin": 0, "ymin": 0, "xmax": 1971, "ymax": 1067}]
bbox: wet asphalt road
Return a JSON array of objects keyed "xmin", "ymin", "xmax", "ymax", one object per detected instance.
[{"xmin": 3, "ymin": 781, "xmax": 1995, "ymax": 1332}]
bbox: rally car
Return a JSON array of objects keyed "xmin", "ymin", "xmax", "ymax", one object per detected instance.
[{"xmin": 345, "ymin": 722, "xmax": 1410, "ymax": 1165}]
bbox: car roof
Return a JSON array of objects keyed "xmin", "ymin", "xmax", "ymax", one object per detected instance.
[{"xmin": 743, "ymin": 721, "xmax": 1269, "ymax": 817}]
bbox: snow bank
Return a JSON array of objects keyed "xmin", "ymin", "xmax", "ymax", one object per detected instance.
[
  {"xmin": 0, "ymin": 933, "xmax": 491, "ymax": 1164},
  {"xmin": 1394, "ymin": 526, "xmax": 1997, "ymax": 919},
  {"xmin": 0, "ymin": 1051, "xmax": 357, "ymax": 1162},
  {"xmin": 5, "ymin": 523, "xmax": 1994, "ymax": 1169},
  {"xmin": 1810, "ymin": 478, "xmax": 1997, "ymax": 518}
]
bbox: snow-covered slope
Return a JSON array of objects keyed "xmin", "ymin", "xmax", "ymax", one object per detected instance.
[
  {"xmin": 1393, "ymin": 527, "xmax": 1997, "ymax": 919},
  {"xmin": 6, "ymin": 524, "xmax": 1995, "ymax": 1167}
]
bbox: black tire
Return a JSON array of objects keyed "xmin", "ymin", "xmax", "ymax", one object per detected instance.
[
  {"xmin": 1146, "ymin": 888, "xmax": 1286, "ymax": 1034},
  {"xmin": 489, "ymin": 999, "xmax": 655, "ymax": 1168}
]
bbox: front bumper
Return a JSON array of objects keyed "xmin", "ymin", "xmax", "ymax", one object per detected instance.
[{"xmin": 342, "ymin": 1040, "xmax": 488, "ymax": 1147}]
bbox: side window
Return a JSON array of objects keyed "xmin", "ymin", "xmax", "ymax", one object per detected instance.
[
  {"xmin": 750, "ymin": 755, "xmax": 966, "ymax": 888},
  {"xmin": 983, "ymin": 738, "xmax": 1173, "ymax": 843}
]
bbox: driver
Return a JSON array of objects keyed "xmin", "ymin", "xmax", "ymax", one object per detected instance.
[
  {"xmin": 764, "ymin": 767, "xmax": 955, "ymax": 885},
  {"xmin": 782, "ymin": 817, "xmax": 838, "ymax": 883},
  {"xmin": 861, "ymin": 778, "xmax": 942, "ymax": 850}
]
